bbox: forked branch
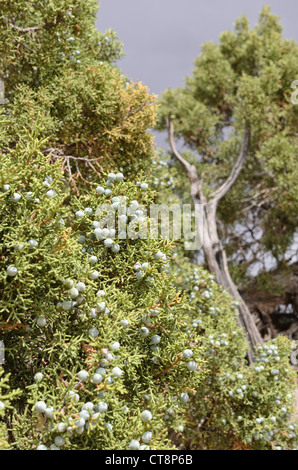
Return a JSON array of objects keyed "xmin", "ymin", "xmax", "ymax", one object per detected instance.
[
  {"xmin": 167, "ymin": 116, "xmax": 205, "ymax": 202},
  {"xmin": 211, "ymin": 127, "xmax": 250, "ymax": 203}
]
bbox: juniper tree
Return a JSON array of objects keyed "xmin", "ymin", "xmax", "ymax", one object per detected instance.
[
  {"xmin": 0, "ymin": 132, "xmax": 212, "ymax": 450},
  {"xmin": 0, "ymin": 0, "xmax": 157, "ymax": 187},
  {"xmin": 0, "ymin": 1, "xmax": 298, "ymax": 452},
  {"xmin": 1, "ymin": 134, "xmax": 297, "ymax": 450},
  {"xmin": 150, "ymin": 154, "xmax": 298, "ymax": 450},
  {"xmin": 156, "ymin": 7, "xmax": 298, "ymax": 356}
]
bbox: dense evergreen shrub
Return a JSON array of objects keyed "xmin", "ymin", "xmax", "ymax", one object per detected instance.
[{"xmin": 0, "ymin": 1, "xmax": 297, "ymax": 451}]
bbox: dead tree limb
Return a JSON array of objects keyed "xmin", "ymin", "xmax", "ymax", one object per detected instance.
[{"xmin": 167, "ymin": 116, "xmax": 263, "ymax": 362}]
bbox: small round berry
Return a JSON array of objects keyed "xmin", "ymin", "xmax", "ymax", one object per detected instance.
[
  {"xmin": 97, "ymin": 402, "xmax": 108, "ymax": 413},
  {"xmin": 130, "ymin": 200, "xmax": 139, "ymax": 210},
  {"xmin": 61, "ymin": 300, "xmax": 74, "ymax": 311},
  {"xmin": 82, "ymin": 402, "xmax": 94, "ymax": 412},
  {"xmin": 65, "ymin": 391, "xmax": 79, "ymax": 403},
  {"xmin": 84, "ymin": 207, "xmax": 93, "ymax": 215},
  {"xmin": 151, "ymin": 335, "xmax": 161, "ymax": 345},
  {"xmin": 142, "ymin": 431, "xmax": 152, "ymax": 443},
  {"xmin": 75, "ymin": 417, "xmax": 86, "ymax": 430},
  {"xmin": 75, "ymin": 210, "xmax": 85, "ymax": 219},
  {"xmin": 76, "ymin": 282, "xmax": 86, "ymax": 292},
  {"xmin": 69, "ymin": 287, "xmax": 79, "ymax": 299},
  {"xmin": 120, "ymin": 319, "xmax": 129, "ymax": 327},
  {"xmin": 109, "ymin": 342, "xmax": 120, "ymax": 351},
  {"xmin": 88, "ymin": 308, "xmax": 97, "ymax": 319},
  {"xmin": 45, "ymin": 407, "xmax": 54, "ymax": 419},
  {"xmin": 180, "ymin": 393, "xmax": 189, "ymax": 403},
  {"xmin": 139, "ymin": 327, "xmax": 149, "ymax": 337},
  {"xmin": 183, "ymin": 349, "xmax": 193, "ymax": 359},
  {"xmin": 37, "ymin": 317, "xmax": 47, "ymax": 328},
  {"xmin": 89, "ymin": 270, "xmax": 99, "ymax": 280},
  {"xmin": 89, "ymin": 256, "xmax": 98, "ymax": 264},
  {"xmin": 36, "ymin": 445, "xmax": 48, "ymax": 450},
  {"xmin": 94, "ymin": 228, "xmax": 103, "ymax": 240},
  {"xmin": 91, "ymin": 374, "xmax": 103, "ymax": 384},
  {"xmin": 88, "ymin": 327, "xmax": 99, "ymax": 338},
  {"xmin": 111, "ymin": 243, "xmax": 120, "ymax": 253},
  {"xmin": 150, "ymin": 309, "xmax": 159, "ymax": 317},
  {"xmin": 57, "ymin": 422, "xmax": 67, "ymax": 433},
  {"xmin": 14, "ymin": 244, "xmax": 24, "ymax": 251},
  {"xmin": 34, "ymin": 373, "xmax": 43, "ymax": 383},
  {"xmin": 79, "ymin": 410, "xmax": 90, "ymax": 421},
  {"xmin": 96, "ymin": 289, "xmax": 105, "ymax": 297},
  {"xmin": 96, "ymin": 186, "xmax": 105, "ymax": 195},
  {"xmin": 77, "ymin": 370, "xmax": 89, "ymax": 382},
  {"xmin": 34, "ymin": 401, "xmax": 47, "ymax": 413},
  {"xmin": 7, "ymin": 265, "xmax": 18, "ymax": 276},
  {"xmin": 141, "ymin": 410, "xmax": 152, "ymax": 422},
  {"xmin": 46, "ymin": 189, "xmax": 57, "ymax": 198},
  {"xmin": 154, "ymin": 251, "xmax": 163, "ymax": 260},
  {"xmin": 136, "ymin": 270, "xmax": 144, "ymax": 280},
  {"xmin": 49, "ymin": 444, "xmax": 60, "ymax": 450},
  {"xmin": 97, "ymin": 301, "xmax": 106, "ymax": 312},
  {"xmin": 63, "ymin": 278, "xmax": 73, "ymax": 288},
  {"xmin": 104, "ymin": 238, "xmax": 113, "ymax": 247},
  {"xmin": 111, "ymin": 367, "xmax": 123, "ymax": 378},
  {"xmin": 187, "ymin": 361, "xmax": 198, "ymax": 372},
  {"xmin": 129, "ymin": 440, "xmax": 140, "ymax": 450},
  {"xmin": 11, "ymin": 193, "xmax": 21, "ymax": 202},
  {"xmin": 54, "ymin": 436, "xmax": 65, "ymax": 447},
  {"xmin": 28, "ymin": 239, "xmax": 38, "ymax": 248},
  {"xmin": 115, "ymin": 172, "xmax": 124, "ymax": 182}
]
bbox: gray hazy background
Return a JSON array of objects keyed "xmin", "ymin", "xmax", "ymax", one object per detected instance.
[
  {"xmin": 96, "ymin": 0, "xmax": 298, "ymax": 149},
  {"xmin": 96, "ymin": 1, "xmax": 298, "ymax": 272}
]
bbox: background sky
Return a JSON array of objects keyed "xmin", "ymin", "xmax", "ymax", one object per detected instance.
[
  {"xmin": 96, "ymin": 1, "xmax": 298, "ymax": 148},
  {"xmin": 96, "ymin": 1, "xmax": 298, "ymax": 271}
]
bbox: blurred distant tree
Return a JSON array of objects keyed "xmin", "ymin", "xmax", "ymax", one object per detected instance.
[{"xmin": 157, "ymin": 7, "xmax": 298, "ymax": 356}]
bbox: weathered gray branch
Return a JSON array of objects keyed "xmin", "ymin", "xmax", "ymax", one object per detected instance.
[
  {"xmin": 9, "ymin": 13, "xmax": 63, "ymax": 34},
  {"xmin": 9, "ymin": 24, "xmax": 44, "ymax": 33},
  {"xmin": 166, "ymin": 118, "xmax": 262, "ymax": 362},
  {"xmin": 211, "ymin": 128, "xmax": 250, "ymax": 202},
  {"xmin": 167, "ymin": 116, "xmax": 206, "ymax": 203}
]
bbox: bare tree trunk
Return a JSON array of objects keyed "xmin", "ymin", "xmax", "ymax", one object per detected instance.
[
  {"xmin": 167, "ymin": 117, "xmax": 263, "ymax": 362},
  {"xmin": 198, "ymin": 200, "xmax": 262, "ymax": 362}
]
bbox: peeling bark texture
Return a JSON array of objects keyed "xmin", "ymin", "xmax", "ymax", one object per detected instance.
[{"xmin": 167, "ymin": 117, "xmax": 263, "ymax": 362}]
